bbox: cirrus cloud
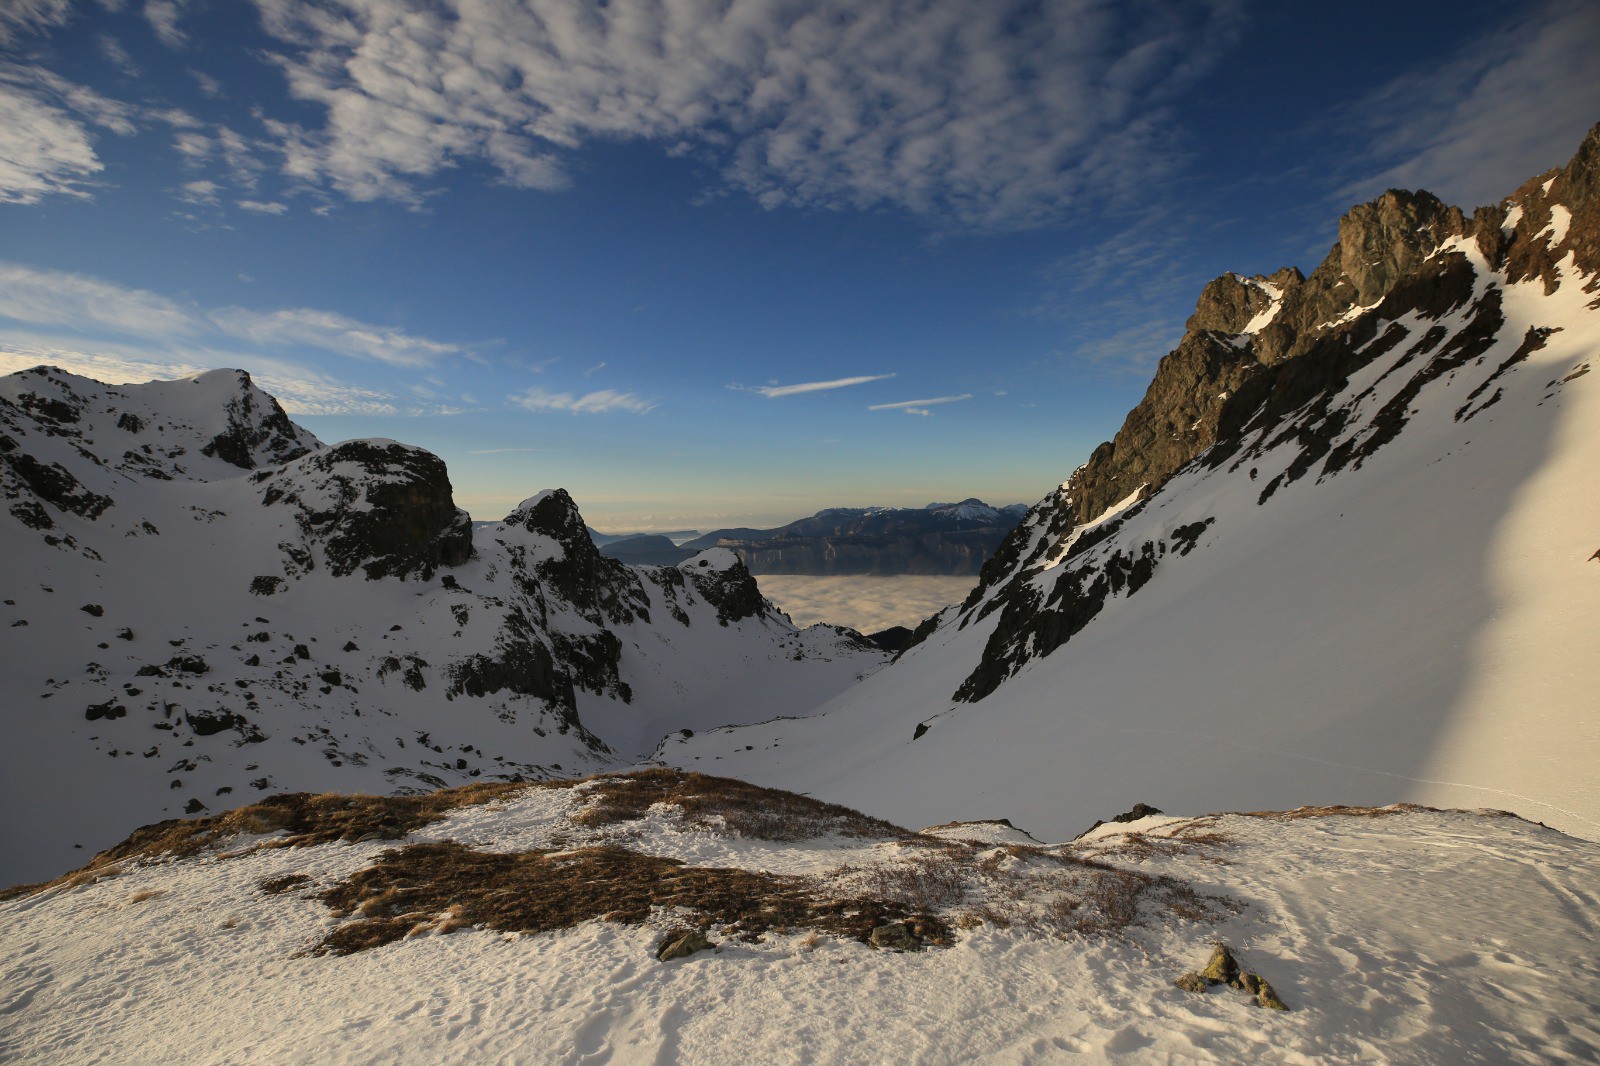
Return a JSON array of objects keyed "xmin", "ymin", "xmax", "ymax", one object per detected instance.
[
  {"xmin": 732, "ymin": 373, "xmax": 896, "ymax": 398},
  {"xmin": 513, "ymin": 386, "xmax": 655, "ymax": 414},
  {"xmin": 869, "ymin": 393, "xmax": 972, "ymax": 416},
  {"xmin": 0, "ymin": 258, "xmax": 464, "ymax": 369},
  {"xmin": 249, "ymin": 0, "xmax": 1241, "ymax": 227}
]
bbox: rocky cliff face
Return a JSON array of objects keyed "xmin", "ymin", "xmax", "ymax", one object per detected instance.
[{"xmin": 945, "ymin": 123, "xmax": 1600, "ymax": 701}]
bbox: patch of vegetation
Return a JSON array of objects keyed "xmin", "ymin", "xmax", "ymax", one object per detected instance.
[
  {"xmin": 568, "ymin": 768, "xmax": 911, "ymax": 842},
  {"xmin": 310, "ymin": 840, "xmax": 951, "ymax": 957}
]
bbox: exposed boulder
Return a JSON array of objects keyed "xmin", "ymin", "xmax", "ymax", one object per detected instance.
[
  {"xmin": 655, "ymin": 927, "xmax": 714, "ymax": 961},
  {"xmin": 868, "ymin": 922, "xmax": 922, "ymax": 951}
]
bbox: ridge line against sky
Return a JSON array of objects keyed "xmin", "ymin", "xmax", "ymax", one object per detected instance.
[{"xmin": 0, "ymin": 0, "xmax": 1596, "ymax": 530}]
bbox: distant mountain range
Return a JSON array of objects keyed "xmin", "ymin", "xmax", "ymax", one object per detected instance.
[{"xmin": 595, "ymin": 500, "xmax": 1030, "ymax": 574}]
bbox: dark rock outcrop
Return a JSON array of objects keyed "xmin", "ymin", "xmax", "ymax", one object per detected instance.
[
  {"xmin": 681, "ymin": 553, "xmax": 770, "ymax": 626},
  {"xmin": 258, "ymin": 440, "xmax": 473, "ymax": 581},
  {"xmin": 504, "ymin": 490, "xmax": 650, "ymax": 628}
]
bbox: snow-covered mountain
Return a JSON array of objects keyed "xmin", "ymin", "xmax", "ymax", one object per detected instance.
[
  {"xmin": 0, "ymin": 369, "xmax": 883, "ymax": 885},
  {"xmin": 661, "ymin": 124, "xmax": 1600, "ymax": 843}
]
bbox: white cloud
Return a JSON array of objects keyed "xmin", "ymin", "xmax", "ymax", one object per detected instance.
[
  {"xmin": 513, "ymin": 387, "xmax": 655, "ymax": 414},
  {"xmin": 190, "ymin": 68, "xmax": 223, "ymax": 97},
  {"xmin": 0, "ymin": 261, "xmax": 195, "ymax": 336},
  {"xmin": 737, "ymin": 373, "xmax": 896, "ymax": 398},
  {"xmin": 144, "ymin": 0, "xmax": 187, "ymax": 48},
  {"xmin": 0, "ymin": 62, "xmax": 204, "ymax": 203},
  {"xmin": 208, "ymin": 306, "xmax": 460, "ymax": 367},
  {"xmin": 0, "ymin": 259, "xmax": 463, "ymax": 371},
  {"xmin": 1339, "ymin": 0, "xmax": 1600, "ymax": 208},
  {"xmin": 179, "ymin": 178, "xmax": 220, "ymax": 204},
  {"xmin": 0, "ymin": 83, "xmax": 102, "ymax": 203},
  {"xmin": 0, "ymin": 0, "xmax": 72, "ymax": 44},
  {"xmin": 237, "ymin": 199, "xmax": 288, "ymax": 214},
  {"xmin": 98, "ymin": 34, "xmax": 139, "ymax": 76},
  {"xmin": 249, "ymin": 0, "xmax": 1239, "ymax": 227},
  {"xmin": 868, "ymin": 394, "xmax": 972, "ymax": 413}
]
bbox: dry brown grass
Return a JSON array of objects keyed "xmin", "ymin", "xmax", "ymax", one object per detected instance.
[
  {"xmin": 310, "ymin": 840, "xmax": 953, "ymax": 956},
  {"xmin": 566, "ymin": 768, "xmax": 911, "ymax": 842},
  {"xmin": 853, "ymin": 851, "xmax": 972, "ymax": 911},
  {"xmin": 1, "ymin": 781, "xmax": 533, "ymax": 900}
]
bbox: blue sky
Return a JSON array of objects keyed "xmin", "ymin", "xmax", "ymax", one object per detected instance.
[{"xmin": 1, "ymin": 0, "xmax": 1596, "ymax": 531}]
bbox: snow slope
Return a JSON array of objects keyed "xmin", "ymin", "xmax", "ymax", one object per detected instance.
[
  {"xmin": 662, "ymin": 128, "xmax": 1600, "ymax": 843},
  {"xmin": 2, "ymin": 778, "xmax": 1595, "ymax": 1064},
  {"xmin": 0, "ymin": 369, "xmax": 882, "ymax": 886}
]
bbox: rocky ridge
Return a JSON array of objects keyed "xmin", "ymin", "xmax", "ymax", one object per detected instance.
[{"xmin": 940, "ymin": 123, "xmax": 1600, "ymax": 701}]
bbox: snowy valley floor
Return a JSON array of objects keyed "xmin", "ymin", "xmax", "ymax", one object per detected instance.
[{"xmin": 3, "ymin": 772, "xmax": 1598, "ymax": 1064}]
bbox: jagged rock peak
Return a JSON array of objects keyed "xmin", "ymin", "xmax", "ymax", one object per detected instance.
[
  {"xmin": 504, "ymin": 488, "xmax": 590, "ymax": 548},
  {"xmin": 1334, "ymin": 189, "xmax": 1467, "ymax": 307},
  {"xmin": 187, "ymin": 368, "xmax": 318, "ymax": 469},
  {"xmin": 1186, "ymin": 267, "xmax": 1304, "ymax": 335},
  {"xmin": 501, "ymin": 489, "xmax": 652, "ymax": 628}
]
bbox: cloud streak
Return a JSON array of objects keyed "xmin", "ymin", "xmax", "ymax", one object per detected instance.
[
  {"xmin": 0, "ymin": 259, "xmax": 463, "ymax": 370},
  {"xmin": 0, "ymin": 261, "xmax": 195, "ymax": 336},
  {"xmin": 513, "ymin": 387, "xmax": 655, "ymax": 415},
  {"xmin": 869, "ymin": 394, "xmax": 972, "ymax": 415},
  {"xmin": 0, "ymin": 81, "xmax": 105, "ymax": 204},
  {"xmin": 0, "ymin": 0, "xmax": 71, "ymax": 44},
  {"xmin": 248, "ymin": 0, "xmax": 1240, "ymax": 227},
  {"xmin": 208, "ymin": 307, "xmax": 459, "ymax": 368},
  {"xmin": 738, "ymin": 374, "xmax": 896, "ymax": 398}
]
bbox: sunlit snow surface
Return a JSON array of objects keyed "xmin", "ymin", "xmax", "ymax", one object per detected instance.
[
  {"xmin": 2, "ymin": 792, "xmax": 1596, "ymax": 1064},
  {"xmin": 664, "ymin": 246, "xmax": 1600, "ymax": 844}
]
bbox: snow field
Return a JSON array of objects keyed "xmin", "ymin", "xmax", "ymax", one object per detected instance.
[{"xmin": 3, "ymin": 789, "xmax": 1596, "ymax": 1064}]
